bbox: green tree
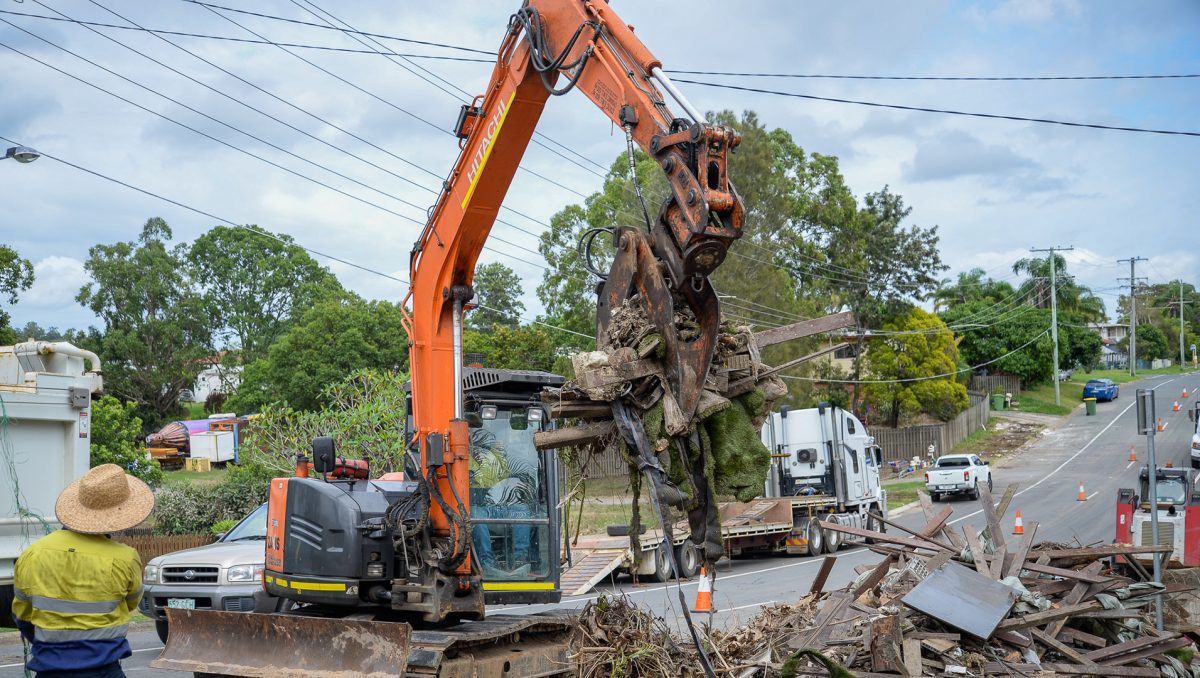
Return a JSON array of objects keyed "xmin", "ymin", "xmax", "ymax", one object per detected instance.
[
  {"xmin": 862, "ymin": 307, "xmax": 968, "ymax": 426},
  {"xmin": 0, "ymin": 245, "xmax": 34, "ymax": 344},
  {"xmin": 1011, "ymin": 254, "xmax": 1105, "ymax": 322},
  {"xmin": 77, "ymin": 218, "xmax": 212, "ymax": 431},
  {"xmin": 463, "ymin": 323, "xmax": 558, "ymax": 372},
  {"xmin": 187, "ymin": 225, "xmax": 342, "ymax": 362},
  {"xmin": 239, "ymin": 369, "xmax": 407, "ymax": 475},
  {"xmin": 933, "ymin": 268, "xmax": 1016, "ymax": 311},
  {"xmin": 90, "ymin": 395, "xmax": 163, "ymax": 485},
  {"xmin": 230, "ymin": 296, "xmax": 408, "ymax": 412},
  {"xmin": 943, "ymin": 302, "xmax": 1053, "ymax": 385},
  {"xmin": 14, "ymin": 321, "xmax": 67, "ymax": 341},
  {"xmin": 467, "ymin": 262, "xmax": 524, "ymax": 331},
  {"xmin": 1120, "ymin": 323, "xmax": 1169, "ymax": 361}
]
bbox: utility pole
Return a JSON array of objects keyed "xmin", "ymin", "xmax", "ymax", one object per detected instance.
[
  {"xmin": 1174, "ymin": 281, "xmax": 1192, "ymax": 370},
  {"xmin": 1118, "ymin": 257, "xmax": 1147, "ymax": 376},
  {"xmin": 1032, "ymin": 246, "xmax": 1072, "ymax": 406}
]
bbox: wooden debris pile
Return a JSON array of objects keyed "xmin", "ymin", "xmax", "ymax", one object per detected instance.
[{"xmin": 774, "ymin": 485, "xmax": 1200, "ymax": 677}]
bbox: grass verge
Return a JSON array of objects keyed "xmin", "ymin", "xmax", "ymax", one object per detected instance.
[{"xmin": 882, "ymin": 479, "xmax": 925, "ymax": 508}]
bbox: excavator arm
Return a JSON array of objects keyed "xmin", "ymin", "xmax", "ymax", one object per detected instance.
[{"xmin": 402, "ymin": 0, "xmax": 745, "ymax": 620}]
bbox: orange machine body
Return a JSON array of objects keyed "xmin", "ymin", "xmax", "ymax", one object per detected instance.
[{"xmin": 401, "ymin": 0, "xmax": 742, "ymax": 586}]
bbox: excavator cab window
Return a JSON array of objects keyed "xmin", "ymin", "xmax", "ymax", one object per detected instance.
[
  {"xmin": 468, "ymin": 405, "xmax": 552, "ymax": 582},
  {"xmin": 1139, "ymin": 474, "xmax": 1188, "ymax": 506}
]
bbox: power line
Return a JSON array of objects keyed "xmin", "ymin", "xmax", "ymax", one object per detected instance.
[
  {"xmin": 671, "ymin": 79, "xmax": 1200, "ymax": 138},
  {"xmin": 178, "ymin": 0, "xmax": 496, "ymax": 55},
  {"xmin": 0, "ymin": 9, "xmax": 494, "ymax": 61},
  {"xmin": 0, "ymin": 134, "xmax": 592, "ymax": 341},
  {"xmin": 780, "ymin": 329, "xmax": 1050, "ymax": 384},
  {"xmin": 667, "ymin": 69, "xmax": 1200, "ymax": 82}
]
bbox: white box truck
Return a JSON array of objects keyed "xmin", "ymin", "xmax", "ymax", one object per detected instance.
[{"xmin": 0, "ymin": 341, "xmax": 103, "ymax": 622}]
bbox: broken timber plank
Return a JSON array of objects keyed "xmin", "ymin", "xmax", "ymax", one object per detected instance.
[
  {"xmin": 1058, "ymin": 626, "xmax": 1107, "ymax": 649},
  {"xmin": 977, "ymin": 481, "xmax": 1006, "ymax": 551},
  {"xmin": 533, "ymin": 421, "xmax": 615, "ymax": 450},
  {"xmin": 1106, "ymin": 637, "xmax": 1192, "ymax": 666},
  {"xmin": 983, "ymin": 662, "xmax": 1159, "ymax": 676},
  {"xmin": 1030, "ymin": 628, "xmax": 1096, "ymax": 666},
  {"xmin": 866, "ymin": 511, "xmax": 954, "ymax": 551},
  {"xmin": 1020, "ymin": 560, "xmax": 1109, "ymax": 583},
  {"xmin": 1083, "ymin": 632, "xmax": 1180, "ymax": 663},
  {"xmin": 810, "ymin": 556, "xmax": 837, "ymax": 595},
  {"xmin": 869, "ymin": 615, "xmax": 904, "ymax": 674},
  {"xmin": 1045, "ymin": 561, "xmax": 1104, "ymax": 639},
  {"xmin": 820, "ymin": 520, "xmax": 946, "ymax": 552},
  {"xmin": 995, "ymin": 483, "xmax": 1018, "ymax": 521},
  {"xmin": 1035, "ymin": 544, "xmax": 1172, "ymax": 559},
  {"xmin": 851, "ymin": 555, "xmax": 896, "ymax": 598},
  {"xmin": 752, "ymin": 311, "xmax": 855, "ymax": 349},
  {"xmin": 961, "ymin": 527, "xmax": 992, "ymax": 577},
  {"xmin": 1003, "ymin": 521, "xmax": 1037, "ymax": 579},
  {"xmin": 902, "ymin": 638, "xmax": 922, "ymax": 677},
  {"xmin": 995, "ymin": 601, "xmax": 1102, "ymax": 631},
  {"xmin": 989, "ymin": 543, "xmax": 1007, "ymax": 580}
]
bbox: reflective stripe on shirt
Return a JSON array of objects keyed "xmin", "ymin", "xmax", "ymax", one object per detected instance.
[
  {"xmin": 28, "ymin": 595, "xmax": 122, "ymax": 614},
  {"xmin": 35, "ymin": 624, "xmax": 130, "ymax": 642}
]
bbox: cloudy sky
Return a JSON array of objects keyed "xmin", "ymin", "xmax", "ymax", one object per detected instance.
[{"xmin": 2, "ymin": 0, "xmax": 1198, "ymax": 334}]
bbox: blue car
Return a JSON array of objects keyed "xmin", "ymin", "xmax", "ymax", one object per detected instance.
[{"xmin": 1083, "ymin": 378, "xmax": 1119, "ymax": 402}]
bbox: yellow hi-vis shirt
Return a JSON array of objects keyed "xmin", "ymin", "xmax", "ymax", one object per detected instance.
[{"xmin": 12, "ymin": 529, "xmax": 143, "ymax": 672}]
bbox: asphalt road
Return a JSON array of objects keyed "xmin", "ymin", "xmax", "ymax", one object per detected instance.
[{"xmin": 3, "ymin": 370, "xmax": 1197, "ymax": 676}]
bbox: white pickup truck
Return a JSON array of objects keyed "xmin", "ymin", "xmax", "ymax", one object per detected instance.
[{"xmin": 925, "ymin": 454, "xmax": 992, "ymax": 501}]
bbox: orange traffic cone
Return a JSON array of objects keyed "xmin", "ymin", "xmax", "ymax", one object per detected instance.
[
  {"xmin": 1078, "ymin": 482, "xmax": 1087, "ymax": 501},
  {"xmin": 1167, "ymin": 461, "xmax": 1174, "ymax": 468},
  {"xmin": 1183, "ymin": 388, "xmax": 1190, "ymax": 399},
  {"xmin": 691, "ymin": 567, "xmax": 713, "ymax": 613},
  {"xmin": 1128, "ymin": 445, "xmax": 1137, "ymax": 462},
  {"xmin": 1157, "ymin": 418, "xmax": 1165, "ymax": 432},
  {"xmin": 1013, "ymin": 510, "xmax": 1025, "ymax": 535},
  {"xmin": 1173, "ymin": 401, "xmax": 1181, "ymax": 412}
]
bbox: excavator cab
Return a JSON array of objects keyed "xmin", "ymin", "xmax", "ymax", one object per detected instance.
[{"xmin": 457, "ymin": 367, "xmax": 565, "ymax": 604}]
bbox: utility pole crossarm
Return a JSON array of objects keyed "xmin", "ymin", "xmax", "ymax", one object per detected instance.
[{"xmin": 1032, "ymin": 246, "xmax": 1073, "ymax": 406}]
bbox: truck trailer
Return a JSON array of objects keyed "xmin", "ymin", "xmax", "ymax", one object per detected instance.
[{"xmin": 559, "ymin": 404, "xmax": 887, "ymax": 595}]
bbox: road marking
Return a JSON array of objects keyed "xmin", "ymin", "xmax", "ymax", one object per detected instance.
[
  {"xmin": 719, "ymin": 600, "xmax": 777, "ymax": 613},
  {"xmin": 947, "ymin": 376, "xmax": 1180, "ymax": 527},
  {"xmin": 0, "ymin": 645, "xmax": 163, "ymax": 669},
  {"xmin": 1086, "ymin": 491, "xmax": 1099, "ymax": 501},
  {"xmin": 1126, "ymin": 460, "xmax": 1135, "ymax": 470}
]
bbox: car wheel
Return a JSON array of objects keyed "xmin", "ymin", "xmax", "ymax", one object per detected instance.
[
  {"xmin": 674, "ymin": 539, "xmax": 701, "ymax": 579},
  {"xmin": 970, "ymin": 481, "xmax": 980, "ymax": 500},
  {"xmin": 987, "ymin": 475, "xmax": 993, "ymax": 492},
  {"xmin": 155, "ymin": 619, "xmax": 170, "ymax": 645},
  {"xmin": 805, "ymin": 516, "xmax": 824, "ymax": 557},
  {"xmin": 1192, "ymin": 459, "xmax": 1199, "ymax": 470}
]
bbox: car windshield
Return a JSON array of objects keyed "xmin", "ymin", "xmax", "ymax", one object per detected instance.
[
  {"xmin": 1086, "ymin": 380, "xmax": 1104, "ymax": 387},
  {"xmin": 222, "ymin": 503, "xmax": 268, "ymax": 542},
  {"xmin": 936, "ymin": 457, "xmax": 969, "ymax": 468}
]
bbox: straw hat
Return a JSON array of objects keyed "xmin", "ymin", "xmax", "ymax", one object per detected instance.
[{"xmin": 55, "ymin": 464, "xmax": 155, "ymax": 534}]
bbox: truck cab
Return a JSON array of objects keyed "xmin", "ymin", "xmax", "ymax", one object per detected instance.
[
  {"xmin": 1115, "ymin": 467, "xmax": 1200, "ymax": 568},
  {"xmin": 760, "ymin": 404, "xmax": 882, "ymax": 504}
]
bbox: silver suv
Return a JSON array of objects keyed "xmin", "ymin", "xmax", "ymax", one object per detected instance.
[{"xmin": 140, "ymin": 503, "xmax": 279, "ymax": 643}]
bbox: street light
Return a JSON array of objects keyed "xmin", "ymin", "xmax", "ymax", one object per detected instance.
[{"xmin": 4, "ymin": 146, "xmax": 40, "ymax": 164}]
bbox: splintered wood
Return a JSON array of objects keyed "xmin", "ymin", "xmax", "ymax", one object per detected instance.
[{"xmin": 762, "ymin": 487, "xmax": 1199, "ymax": 677}]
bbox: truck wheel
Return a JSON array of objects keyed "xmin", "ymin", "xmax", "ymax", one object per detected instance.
[
  {"xmin": 805, "ymin": 517, "xmax": 824, "ymax": 557},
  {"xmin": 823, "ymin": 515, "xmax": 843, "ymax": 552},
  {"xmin": 969, "ymin": 481, "xmax": 980, "ymax": 500},
  {"xmin": 930, "ymin": 492, "xmax": 940, "ymax": 502},
  {"xmin": 674, "ymin": 539, "xmax": 701, "ymax": 579},
  {"xmin": 865, "ymin": 509, "xmax": 883, "ymax": 544},
  {"xmin": 987, "ymin": 475, "xmax": 993, "ymax": 492},
  {"xmin": 649, "ymin": 541, "xmax": 673, "ymax": 582},
  {"xmin": 1192, "ymin": 459, "xmax": 1199, "ymax": 470},
  {"xmin": 155, "ymin": 620, "xmax": 170, "ymax": 645}
]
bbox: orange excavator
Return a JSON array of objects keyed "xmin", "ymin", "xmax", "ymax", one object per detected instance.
[{"xmin": 153, "ymin": 1, "xmax": 743, "ymax": 675}]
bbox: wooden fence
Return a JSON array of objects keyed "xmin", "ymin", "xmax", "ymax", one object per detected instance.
[
  {"xmin": 968, "ymin": 374, "xmax": 1021, "ymax": 395},
  {"xmin": 872, "ymin": 392, "xmax": 990, "ymax": 465},
  {"xmin": 114, "ymin": 533, "xmax": 215, "ymax": 563}
]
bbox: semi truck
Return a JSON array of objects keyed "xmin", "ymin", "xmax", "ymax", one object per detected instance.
[
  {"xmin": 560, "ymin": 404, "xmax": 887, "ymax": 595},
  {"xmin": 0, "ymin": 341, "xmax": 103, "ymax": 623}
]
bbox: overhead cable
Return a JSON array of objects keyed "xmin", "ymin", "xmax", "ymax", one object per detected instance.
[{"xmin": 672, "ymin": 79, "xmax": 1200, "ymax": 137}]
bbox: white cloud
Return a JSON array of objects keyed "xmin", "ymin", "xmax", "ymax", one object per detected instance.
[{"xmin": 23, "ymin": 256, "xmax": 87, "ymax": 307}]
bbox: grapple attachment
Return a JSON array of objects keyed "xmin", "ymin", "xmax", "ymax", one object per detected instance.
[{"xmin": 151, "ymin": 609, "xmax": 410, "ymax": 677}]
